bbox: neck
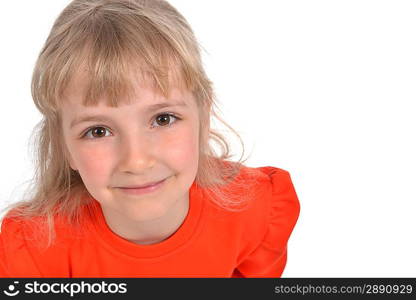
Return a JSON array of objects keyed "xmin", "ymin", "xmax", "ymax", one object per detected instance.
[{"xmin": 101, "ymin": 192, "xmax": 190, "ymax": 245}]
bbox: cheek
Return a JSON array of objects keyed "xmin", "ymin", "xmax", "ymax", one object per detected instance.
[
  {"xmin": 72, "ymin": 146, "xmax": 113, "ymax": 179},
  {"xmin": 163, "ymin": 126, "xmax": 199, "ymax": 166}
]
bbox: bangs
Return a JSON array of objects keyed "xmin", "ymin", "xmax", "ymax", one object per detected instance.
[
  {"xmin": 61, "ymin": 42, "xmax": 190, "ymax": 107},
  {"xmin": 34, "ymin": 2, "xmax": 202, "ymax": 111}
]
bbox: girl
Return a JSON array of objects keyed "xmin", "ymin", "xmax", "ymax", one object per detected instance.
[{"xmin": 0, "ymin": 0, "xmax": 300, "ymax": 278}]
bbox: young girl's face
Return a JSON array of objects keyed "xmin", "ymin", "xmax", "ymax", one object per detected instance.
[{"xmin": 60, "ymin": 69, "xmax": 200, "ymax": 223}]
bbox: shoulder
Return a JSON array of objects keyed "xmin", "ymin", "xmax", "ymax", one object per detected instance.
[
  {"xmin": 229, "ymin": 164, "xmax": 300, "ymax": 218},
  {"xmin": 0, "ymin": 207, "xmax": 90, "ymax": 277},
  {"xmin": 0, "ymin": 211, "xmax": 34, "ymax": 244},
  {"xmin": 232, "ymin": 165, "xmax": 301, "ymax": 277},
  {"xmin": 203, "ymin": 164, "xmax": 300, "ymax": 246},
  {"xmin": 239, "ymin": 165, "xmax": 300, "ymax": 230},
  {"xmin": 0, "ymin": 203, "xmax": 90, "ymax": 248},
  {"xmin": 253, "ymin": 166, "xmax": 301, "ymax": 246},
  {"xmin": 229, "ymin": 165, "xmax": 301, "ymax": 277},
  {"xmin": 0, "ymin": 210, "xmax": 53, "ymax": 256},
  {"xmin": 254, "ymin": 166, "xmax": 301, "ymax": 221},
  {"xmin": 0, "ymin": 212, "xmax": 46, "ymax": 277}
]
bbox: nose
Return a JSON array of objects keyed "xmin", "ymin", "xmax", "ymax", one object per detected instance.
[{"xmin": 117, "ymin": 130, "xmax": 156, "ymax": 174}]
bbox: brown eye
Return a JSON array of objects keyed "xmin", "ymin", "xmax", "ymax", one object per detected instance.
[
  {"xmin": 156, "ymin": 114, "xmax": 171, "ymax": 126},
  {"xmin": 83, "ymin": 126, "xmax": 111, "ymax": 139},
  {"xmin": 81, "ymin": 113, "xmax": 181, "ymax": 139},
  {"xmin": 153, "ymin": 113, "xmax": 180, "ymax": 128},
  {"xmin": 91, "ymin": 127, "xmax": 107, "ymax": 138}
]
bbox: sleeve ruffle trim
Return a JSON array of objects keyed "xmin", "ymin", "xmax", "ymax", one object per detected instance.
[{"xmin": 233, "ymin": 167, "xmax": 300, "ymax": 277}]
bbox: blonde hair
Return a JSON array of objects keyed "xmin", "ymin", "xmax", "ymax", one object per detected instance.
[{"xmin": 1, "ymin": 0, "xmax": 261, "ymax": 248}]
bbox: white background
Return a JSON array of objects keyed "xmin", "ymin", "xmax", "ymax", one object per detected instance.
[{"xmin": 0, "ymin": 0, "xmax": 415, "ymax": 277}]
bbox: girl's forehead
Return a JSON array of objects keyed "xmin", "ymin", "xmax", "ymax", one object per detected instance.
[
  {"xmin": 62, "ymin": 64, "xmax": 191, "ymax": 108},
  {"xmin": 64, "ymin": 86, "xmax": 190, "ymax": 107}
]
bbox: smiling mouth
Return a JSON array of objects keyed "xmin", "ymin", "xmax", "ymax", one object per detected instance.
[
  {"xmin": 120, "ymin": 180, "xmax": 165, "ymax": 189},
  {"xmin": 117, "ymin": 178, "xmax": 167, "ymax": 189},
  {"xmin": 115, "ymin": 177, "xmax": 168, "ymax": 195}
]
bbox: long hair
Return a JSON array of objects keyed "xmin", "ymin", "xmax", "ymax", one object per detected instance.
[{"xmin": 0, "ymin": 0, "xmax": 260, "ymax": 248}]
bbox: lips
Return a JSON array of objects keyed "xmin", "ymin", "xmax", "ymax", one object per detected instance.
[
  {"xmin": 118, "ymin": 178, "xmax": 166, "ymax": 189},
  {"xmin": 115, "ymin": 177, "xmax": 167, "ymax": 196}
]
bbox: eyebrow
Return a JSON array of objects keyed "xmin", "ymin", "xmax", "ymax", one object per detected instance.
[{"xmin": 70, "ymin": 101, "xmax": 187, "ymax": 129}]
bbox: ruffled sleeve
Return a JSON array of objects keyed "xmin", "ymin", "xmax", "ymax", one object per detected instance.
[
  {"xmin": 0, "ymin": 228, "xmax": 9, "ymax": 277},
  {"xmin": 232, "ymin": 167, "xmax": 300, "ymax": 278},
  {"xmin": 0, "ymin": 216, "xmax": 43, "ymax": 277}
]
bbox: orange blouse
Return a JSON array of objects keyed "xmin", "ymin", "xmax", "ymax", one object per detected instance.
[{"xmin": 0, "ymin": 166, "xmax": 300, "ymax": 278}]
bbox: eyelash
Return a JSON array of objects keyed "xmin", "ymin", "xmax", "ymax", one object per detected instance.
[{"xmin": 80, "ymin": 112, "xmax": 181, "ymax": 139}]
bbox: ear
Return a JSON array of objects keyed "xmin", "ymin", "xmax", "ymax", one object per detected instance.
[
  {"xmin": 63, "ymin": 143, "xmax": 78, "ymax": 171},
  {"xmin": 68, "ymin": 156, "xmax": 78, "ymax": 172},
  {"xmin": 67, "ymin": 152, "xmax": 78, "ymax": 171}
]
